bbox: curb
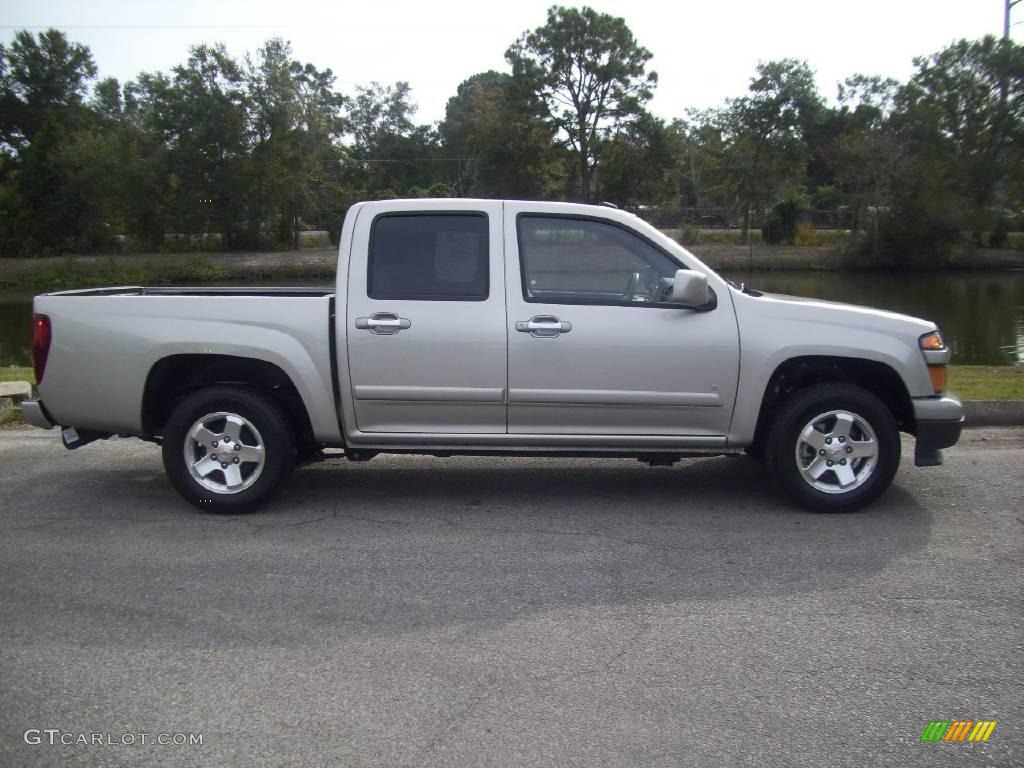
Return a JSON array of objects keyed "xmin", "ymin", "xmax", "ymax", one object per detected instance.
[
  {"xmin": 963, "ymin": 400, "xmax": 1024, "ymax": 427},
  {"xmin": 0, "ymin": 381, "xmax": 33, "ymax": 423}
]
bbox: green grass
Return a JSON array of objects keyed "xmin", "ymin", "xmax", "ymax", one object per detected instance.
[
  {"xmin": 947, "ymin": 365, "xmax": 1024, "ymax": 400},
  {"xmin": 0, "ymin": 366, "xmax": 33, "ymax": 384},
  {"xmin": 663, "ymin": 227, "xmax": 853, "ymax": 247},
  {"xmin": 0, "ymin": 256, "xmax": 336, "ymax": 291},
  {"xmin": 1003, "ymin": 232, "xmax": 1024, "ymax": 249},
  {"xmin": 664, "ymin": 227, "xmax": 763, "ymax": 246},
  {"xmin": 0, "ymin": 256, "xmax": 228, "ymax": 291}
]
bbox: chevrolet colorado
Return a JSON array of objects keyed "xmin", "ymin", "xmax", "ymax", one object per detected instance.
[{"xmin": 21, "ymin": 199, "xmax": 963, "ymax": 512}]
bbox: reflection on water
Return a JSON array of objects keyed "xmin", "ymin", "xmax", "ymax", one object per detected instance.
[
  {"xmin": 720, "ymin": 270, "xmax": 1024, "ymax": 366},
  {"xmin": 2, "ymin": 271, "xmax": 1022, "ymax": 367}
]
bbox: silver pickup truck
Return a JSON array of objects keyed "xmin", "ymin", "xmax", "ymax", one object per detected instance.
[{"xmin": 22, "ymin": 199, "xmax": 963, "ymax": 513}]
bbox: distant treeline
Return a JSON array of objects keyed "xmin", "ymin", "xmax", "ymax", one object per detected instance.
[{"xmin": 0, "ymin": 6, "xmax": 1021, "ymax": 265}]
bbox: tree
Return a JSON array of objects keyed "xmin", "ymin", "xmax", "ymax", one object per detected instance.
[
  {"xmin": 91, "ymin": 77, "xmax": 123, "ymax": 120},
  {"xmin": 345, "ymin": 81, "xmax": 440, "ymax": 197},
  {"xmin": 440, "ymin": 70, "xmax": 560, "ymax": 198},
  {"xmin": 672, "ymin": 114, "xmax": 727, "ymax": 210},
  {"xmin": 833, "ymin": 75, "xmax": 904, "ymax": 255},
  {"xmin": 598, "ymin": 111, "xmax": 681, "ymax": 211},
  {"xmin": 709, "ymin": 59, "xmax": 823, "ymax": 243},
  {"xmin": 346, "ymin": 81, "xmax": 416, "ymax": 154},
  {"xmin": 895, "ymin": 36, "xmax": 1024, "ymax": 243},
  {"xmin": 0, "ymin": 29, "xmax": 96, "ymax": 152},
  {"xmin": 130, "ymin": 44, "xmax": 251, "ymax": 248},
  {"xmin": 506, "ymin": 5, "xmax": 656, "ymax": 202},
  {"xmin": 0, "ymin": 30, "xmax": 101, "ymax": 253},
  {"xmin": 246, "ymin": 38, "xmax": 346, "ymax": 247}
]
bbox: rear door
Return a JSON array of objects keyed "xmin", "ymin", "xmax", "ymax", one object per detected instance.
[
  {"xmin": 346, "ymin": 202, "xmax": 506, "ymax": 433},
  {"xmin": 504, "ymin": 204, "xmax": 739, "ymax": 437}
]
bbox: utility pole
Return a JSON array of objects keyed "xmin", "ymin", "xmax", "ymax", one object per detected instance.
[{"xmin": 1007, "ymin": 0, "xmax": 1023, "ymax": 39}]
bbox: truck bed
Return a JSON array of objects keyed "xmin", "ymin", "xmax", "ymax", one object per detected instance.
[
  {"xmin": 43, "ymin": 286, "xmax": 335, "ymax": 298},
  {"xmin": 34, "ymin": 286, "xmax": 342, "ymax": 443}
]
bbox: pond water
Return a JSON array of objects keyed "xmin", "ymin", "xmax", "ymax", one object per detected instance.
[{"xmin": 2, "ymin": 270, "xmax": 1022, "ymax": 369}]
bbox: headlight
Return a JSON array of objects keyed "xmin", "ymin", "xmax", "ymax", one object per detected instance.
[
  {"xmin": 919, "ymin": 331, "xmax": 945, "ymax": 351},
  {"xmin": 919, "ymin": 331, "xmax": 947, "ymax": 394}
]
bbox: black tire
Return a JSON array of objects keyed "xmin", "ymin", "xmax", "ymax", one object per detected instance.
[
  {"xmin": 162, "ymin": 387, "xmax": 295, "ymax": 513},
  {"xmin": 764, "ymin": 383, "xmax": 900, "ymax": 512}
]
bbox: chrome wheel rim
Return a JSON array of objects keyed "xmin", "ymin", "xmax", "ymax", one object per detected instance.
[
  {"xmin": 795, "ymin": 409, "xmax": 878, "ymax": 494},
  {"xmin": 184, "ymin": 412, "xmax": 265, "ymax": 495}
]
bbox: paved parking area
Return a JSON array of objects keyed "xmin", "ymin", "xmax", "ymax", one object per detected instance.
[{"xmin": 0, "ymin": 427, "xmax": 1021, "ymax": 767}]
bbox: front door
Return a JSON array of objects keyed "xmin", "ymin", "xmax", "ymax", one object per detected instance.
[
  {"xmin": 504, "ymin": 205, "xmax": 739, "ymax": 437},
  {"xmin": 346, "ymin": 202, "xmax": 507, "ymax": 433}
]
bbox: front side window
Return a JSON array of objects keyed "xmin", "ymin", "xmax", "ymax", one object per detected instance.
[
  {"xmin": 517, "ymin": 216, "xmax": 681, "ymax": 305},
  {"xmin": 369, "ymin": 214, "xmax": 489, "ymax": 301}
]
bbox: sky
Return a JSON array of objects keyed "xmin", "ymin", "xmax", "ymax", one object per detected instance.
[{"xmin": 0, "ymin": 0, "xmax": 1017, "ymax": 125}]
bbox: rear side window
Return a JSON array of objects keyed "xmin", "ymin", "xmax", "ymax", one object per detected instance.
[{"xmin": 368, "ymin": 214, "xmax": 489, "ymax": 301}]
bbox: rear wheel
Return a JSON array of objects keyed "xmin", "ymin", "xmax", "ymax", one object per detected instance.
[
  {"xmin": 162, "ymin": 387, "xmax": 295, "ymax": 513},
  {"xmin": 765, "ymin": 383, "xmax": 900, "ymax": 512}
]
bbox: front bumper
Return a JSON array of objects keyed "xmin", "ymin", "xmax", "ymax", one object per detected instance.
[
  {"xmin": 20, "ymin": 399, "xmax": 54, "ymax": 430},
  {"xmin": 912, "ymin": 394, "xmax": 964, "ymax": 466}
]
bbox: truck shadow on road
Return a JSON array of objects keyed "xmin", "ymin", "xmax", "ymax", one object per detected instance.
[
  {"xmin": 221, "ymin": 453, "xmax": 932, "ymax": 634},
  {"xmin": 22, "ymin": 452, "xmax": 935, "ymax": 643}
]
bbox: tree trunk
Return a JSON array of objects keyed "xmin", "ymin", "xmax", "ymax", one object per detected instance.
[
  {"xmin": 579, "ymin": 158, "xmax": 593, "ymax": 203},
  {"xmin": 578, "ymin": 122, "xmax": 592, "ymax": 203},
  {"xmin": 740, "ymin": 207, "xmax": 751, "ymax": 246},
  {"xmin": 221, "ymin": 202, "xmax": 231, "ymax": 250},
  {"xmin": 872, "ymin": 208, "xmax": 880, "ymax": 257}
]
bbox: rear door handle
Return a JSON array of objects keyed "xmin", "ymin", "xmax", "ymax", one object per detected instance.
[
  {"xmin": 356, "ymin": 312, "xmax": 412, "ymax": 335},
  {"xmin": 515, "ymin": 315, "xmax": 572, "ymax": 338}
]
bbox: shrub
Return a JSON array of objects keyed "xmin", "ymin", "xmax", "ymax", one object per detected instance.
[
  {"xmin": 794, "ymin": 224, "xmax": 819, "ymax": 246},
  {"xmin": 428, "ymin": 182, "xmax": 457, "ymax": 198},
  {"xmin": 676, "ymin": 225, "xmax": 700, "ymax": 245},
  {"xmin": 879, "ymin": 200, "xmax": 961, "ymax": 267},
  {"xmin": 988, "ymin": 218, "xmax": 1009, "ymax": 248},
  {"xmin": 761, "ymin": 200, "xmax": 803, "ymax": 245}
]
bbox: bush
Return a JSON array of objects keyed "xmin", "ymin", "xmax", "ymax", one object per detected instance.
[
  {"xmin": 794, "ymin": 224, "xmax": 819, "ymax": 246},
  {"xmin": 676, "ymin": 225, "xmax": 700, "ymax": 245},
  {"xmin": 761, "ymin": 200, "xmax": 803, "ymax": 245},
  {"xmin": 325, "ymin": 212, "xmax": 345, "ymax": 247},
  {"xmin": 988, "ymin": 218, "xmax": 1009, "ymax": 248},
  {"xmin": 879, "ymin": 200, "xmax": 961, "ymax": 267},
  {"xmin": 428, "ymin": 182, "xmax": 457, "ymax": 198}
]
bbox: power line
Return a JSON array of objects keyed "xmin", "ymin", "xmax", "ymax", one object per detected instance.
[{"xmin": 0, "ymin": 25, "xmax": 352, "ymax": 30}]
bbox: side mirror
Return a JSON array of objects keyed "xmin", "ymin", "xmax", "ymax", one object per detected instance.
[{"xmin": 669, "ymin": 269, "xmax": 709, "ymax": 307}]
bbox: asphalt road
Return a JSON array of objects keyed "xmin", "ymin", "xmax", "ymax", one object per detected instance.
[{"xmin": 0, "ymin": 427, "xmax": 1021, "ymax": 768}]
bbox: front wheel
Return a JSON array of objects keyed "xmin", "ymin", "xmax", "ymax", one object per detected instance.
[
  {"xmin": 162, "ymin": 387, "xmax": 295, "ymax": 513},
  {"xmin": 765, "ymin": 384, "xmax": 900, "ymax": 512}
]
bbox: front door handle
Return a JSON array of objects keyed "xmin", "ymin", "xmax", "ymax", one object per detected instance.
[
  {"xmin": 356, "ymin": 312, "xmax": 412, "ymax": 335},
  {"xmin": 515, "ymin": 315, "xmax": 572, "ymax": 338}
]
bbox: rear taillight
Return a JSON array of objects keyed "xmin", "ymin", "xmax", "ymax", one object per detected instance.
[{"xmin": 32, "ymin": 313, "xmax": 51, "ymax": 385}]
